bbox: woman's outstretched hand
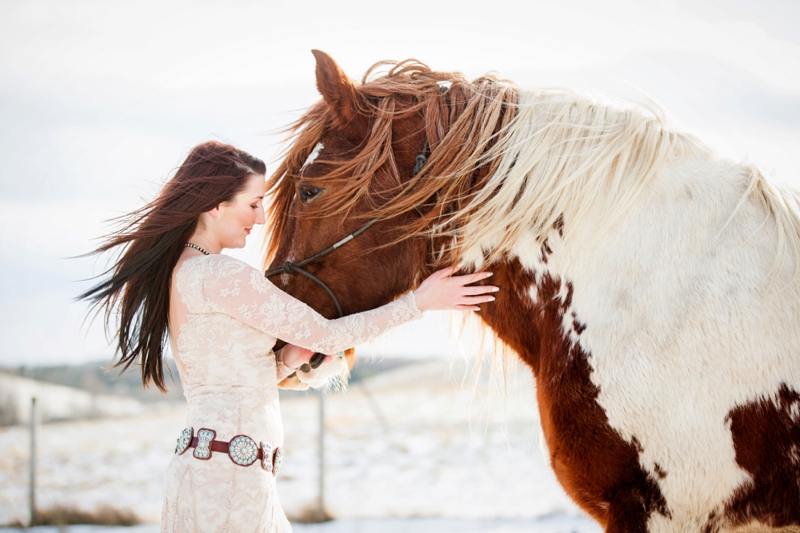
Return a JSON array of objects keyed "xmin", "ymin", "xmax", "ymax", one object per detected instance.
[{"xmin": 412, "ymin": 265, "xmax": 498, "ymax": 312}]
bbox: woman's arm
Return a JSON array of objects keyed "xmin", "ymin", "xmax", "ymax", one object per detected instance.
[{"xmin": 202, "ymin": 255, "xmax": 496, "ymax": 354}]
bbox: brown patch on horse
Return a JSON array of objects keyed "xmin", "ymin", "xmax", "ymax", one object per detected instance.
[
  {"xmin": 477, "ymin": 258, "xmax": 670, "ymax": 530},
  {"xmin": 720, "ymin": 384, "xmax": 800, "ymax": 528}
]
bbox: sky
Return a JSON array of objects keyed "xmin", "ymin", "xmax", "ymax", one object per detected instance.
[{"xmin": 0, "ymin": 0, "xmax": 799, "ymax": 367}]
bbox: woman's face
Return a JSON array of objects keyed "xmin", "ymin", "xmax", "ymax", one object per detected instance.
[{"xmin": 214, "ymin": 174, "xmax": 266, "ymax": 249}]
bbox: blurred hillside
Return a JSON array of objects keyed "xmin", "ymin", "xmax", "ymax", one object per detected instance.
[
  {"xmin": 0, "ymin": 359, "xmax": 185, "ymax": 403},
  {"xmin": 0, "ymin": 359, "xmax": 183, "ymax": 427}
]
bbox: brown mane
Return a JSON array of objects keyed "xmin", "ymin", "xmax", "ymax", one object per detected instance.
[{"xmin": 263, "ymin": 58, "xmax": 519, "ymax": 265}]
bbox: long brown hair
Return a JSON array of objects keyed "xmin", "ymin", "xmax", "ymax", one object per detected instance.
[{"xmin": 80, "ymin": 141, "xmax": 266, "ymax": 391}]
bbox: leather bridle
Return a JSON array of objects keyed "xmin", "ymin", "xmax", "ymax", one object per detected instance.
[
  {"xmin": 264, "ymin": 139, "xmax": 431, "ymax": 315},
  {"xmin": 266, "ymin": 86, "xmax": 450, "ymax": 373}
]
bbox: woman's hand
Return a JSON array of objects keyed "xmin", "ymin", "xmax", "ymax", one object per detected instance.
[
  {"xmin": 277, "ymin": 344, "xmax": 345, "ymax": 390},
  {"xmin": 280, "ymin": 345, "xmax": 334, "ymax": 370},
  {"xmin": 412, "ymin": 265, "xmax": 498, "ymax": 312}
]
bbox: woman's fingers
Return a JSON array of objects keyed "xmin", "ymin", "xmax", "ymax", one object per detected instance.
[
  {"xmin": 282, "ymin": 344, "xmax": 316, "ymax": 368},
  {"xmin": 412, "ymin": 264, "xmax": 499, "ymax": 312},
  {"xmin": 449, "ymin": 271, "xmax": 493, "ymax": 287},
  {"xmin": 430, "ymin": 264, "xmax": 462, "ymax": 279},
  {"xmin": 460, "ymin": 284, "xmax": 499, "ymax": 295},
  {"xmin": 466, "ymin": 271, "xmax": 493, "ymax": 282},
  {"xmin": 458, "ymin": 295, "xmax": 495, "ymax": 306},
  {"xmin": 429, "ymin": 266, "xmax": 491, "ymax": 284}
]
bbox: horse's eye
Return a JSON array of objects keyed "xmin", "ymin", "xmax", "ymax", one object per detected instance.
[{"xmin": 300, "ymin": 186, "xmax": 323, "ymax": 203}]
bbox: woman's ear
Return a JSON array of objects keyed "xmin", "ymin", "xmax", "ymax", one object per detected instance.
[{"xmin": 207, "ymin": 205, "xmax": 221, "ymax": 218}]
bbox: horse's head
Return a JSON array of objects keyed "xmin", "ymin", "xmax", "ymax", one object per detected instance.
[
  {"xmin": 264, "ymin": 51, "xmax": 429, "ymax": 318},
  {"xmin": 264, "ymin": 50, "xmax": 518, "ymax": 320}
]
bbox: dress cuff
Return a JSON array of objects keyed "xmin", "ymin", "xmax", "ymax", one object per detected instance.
[{"xmin": 403, "ymin": 291, "xmax": 424, "ymax": 320}]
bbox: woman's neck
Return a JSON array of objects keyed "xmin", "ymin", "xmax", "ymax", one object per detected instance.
[{"xmin": 186, "ymin": 231, "xmax": 222, "ymax": 255}]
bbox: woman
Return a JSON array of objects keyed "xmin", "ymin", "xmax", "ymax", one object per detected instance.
[{"xmin": 81, "ymin": 141, "xmax": 497, "ymax": 532}]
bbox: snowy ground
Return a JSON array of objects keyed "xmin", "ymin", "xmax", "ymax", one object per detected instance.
[
  {"xmin": 0, "ymin": 515, "xmax": 602, "ymax": 533},
  {"xmin": 0, "ymin": 358, "xmax": 596, "ymax": 531}
]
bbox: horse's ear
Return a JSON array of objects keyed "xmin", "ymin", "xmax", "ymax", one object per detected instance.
[{"xmin": 312, "ymin": 49, "xmax": 369, "ymax": 142}]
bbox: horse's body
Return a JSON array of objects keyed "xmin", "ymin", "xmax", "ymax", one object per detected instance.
[{"xmin": 265, "ymin": 51, "xmax": 800, "ymax": 532}]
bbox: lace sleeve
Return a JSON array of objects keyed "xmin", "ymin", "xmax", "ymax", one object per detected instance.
[{"xmin": 201, "ymin": 255, "xmax": 422, "ymax": 354}]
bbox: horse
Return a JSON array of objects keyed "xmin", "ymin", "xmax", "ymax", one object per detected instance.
[{"xmin": 263, "ymin": 50, "xmax": 800, "ymax": 533}]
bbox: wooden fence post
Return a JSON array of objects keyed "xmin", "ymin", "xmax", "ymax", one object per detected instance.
[
  {"xmin": 29, "ymin": 396, "xmax": 37, "ymax": 527},
  {"xmin": 317, "ymin": 389, "xmax": 326, "ymax": 521}
]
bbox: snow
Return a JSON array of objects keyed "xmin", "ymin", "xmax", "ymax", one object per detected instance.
[
  {"xmin": 1, "ymin": 515, "xmax": 602, "ymax": 533},
  {"xmin": 0, "ymin": 359, "xmax": 595, "ymax": 530}
]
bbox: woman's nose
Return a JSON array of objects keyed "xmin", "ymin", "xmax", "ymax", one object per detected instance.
[{"xmin": 255, "ymin": 206, "xmax": 266, "ymax": 224}]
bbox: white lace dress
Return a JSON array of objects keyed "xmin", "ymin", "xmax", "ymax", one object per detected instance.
[{"xmin": 161, "ymin": 254, "xmax": 422, "ymax": 533}]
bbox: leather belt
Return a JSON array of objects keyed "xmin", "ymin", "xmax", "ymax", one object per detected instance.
[
  {"xmin": 174, "ymin": 427, "xmax": 284, "ymax": 474},
  {"xmin": 188, "ymin": 436, "xmax": 265, "ymax": 459}
]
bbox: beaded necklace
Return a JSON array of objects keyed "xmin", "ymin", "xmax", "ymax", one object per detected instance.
[{"xmin": 184, "ymin": 243, "xmax": 211, "ymax": 255}]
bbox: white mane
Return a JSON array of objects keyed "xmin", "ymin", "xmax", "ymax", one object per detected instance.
[{"xmin": 447, "ymin": 88, "xmax": 800, "ymax": 275}]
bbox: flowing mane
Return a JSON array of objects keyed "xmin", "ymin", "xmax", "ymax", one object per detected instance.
[{"xmin": 266, "ymin": 58, "xmax": 800, "ymax": 271}]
